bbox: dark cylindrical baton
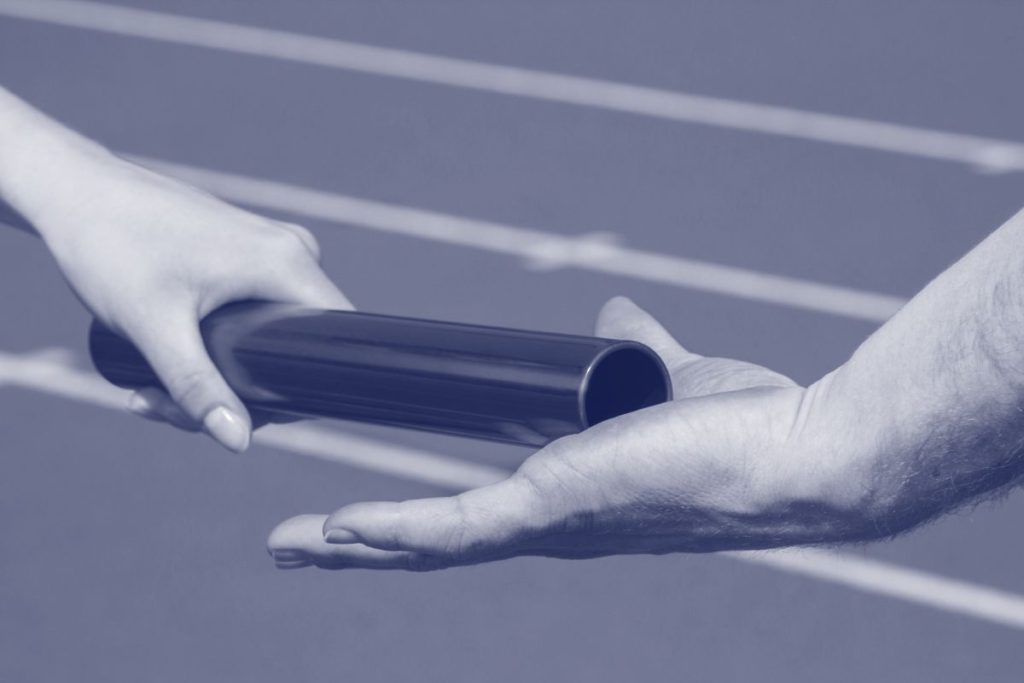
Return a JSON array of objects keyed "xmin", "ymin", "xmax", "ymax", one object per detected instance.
[{"xmin": 88, "ymin": 304, "xmax": 672, "ymax": 446}]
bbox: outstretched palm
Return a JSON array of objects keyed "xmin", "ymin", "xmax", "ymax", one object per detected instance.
[{"xmin": 268, "ymin": 297, "xmax": 817, "ymax": 570}]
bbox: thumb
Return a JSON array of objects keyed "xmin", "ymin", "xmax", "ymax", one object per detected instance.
[
  {"xmin": 595, "ymin": 296, "xmax": 798, "ymax": 398},
  {"xmin": 126, "ymin": 307, "xmax": 252, "ymax": 452},
  {"xmin": 595, "ymin": 296, "xmax": 699, "ymax": 367}
]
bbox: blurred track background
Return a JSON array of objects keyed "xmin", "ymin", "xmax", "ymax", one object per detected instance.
[{"xmin": 2, "ymin": 1, "xmax": 1024, "ymax": 680}]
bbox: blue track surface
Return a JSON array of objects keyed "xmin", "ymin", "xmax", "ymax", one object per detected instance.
[{"xmin": 2, "ymin": 2, "xmax": 1024, "ymax": 681}]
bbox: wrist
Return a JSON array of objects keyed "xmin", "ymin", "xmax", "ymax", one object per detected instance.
[
  {"xmin": 4, "ymin": 136, "xmax": 122, "ymax": 243},
  {"xmin": 0, "ymin": 91, "xmax": 118, "ymax": 241},
  {"xmin": 751, "ymin": 372, "xmax": 898, "ymax": 545}
]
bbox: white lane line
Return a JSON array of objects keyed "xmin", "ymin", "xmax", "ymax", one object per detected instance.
[
  {"xmin": 1, "ymin": 0, "xmax": 1022, "ymax": 173},
  {"xmin": 0, "ymin": 347, "xmax": 127, "ymax": 407},
  {"xmin": 257, "ymin": 425, "xmax": 507, "ymax": 490},
  {"xmin": 133, "ymin": 156, "xmax": 907, "ymax": 323},
  {"xmin": 4, "ymin": 348, "xmax": 1024, "ymax": 630},
  {"xmin": 0, "ymin": 349, "xmax": 507, "ymax": 490},
  {"xmin": 724, "ymin": 548, "xmax": 1024, "ymax": 632}
]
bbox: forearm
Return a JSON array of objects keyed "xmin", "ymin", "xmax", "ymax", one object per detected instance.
[
  {"xmin": 801, "ymin": 208, "xmax": 1024, "ymax": 537},
  {"xmin": 0, "ymin": 86, "xmax": 117, "ymax": 238}
]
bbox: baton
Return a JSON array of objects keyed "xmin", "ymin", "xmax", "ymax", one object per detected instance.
[{"xmin": 88, "ymin": 304, "xmax": 672, "ymax": 446}]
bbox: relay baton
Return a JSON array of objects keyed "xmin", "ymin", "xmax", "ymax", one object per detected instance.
[{"xmin": 88, "ymin": 304, "xmax": 672, "ymax": 446}]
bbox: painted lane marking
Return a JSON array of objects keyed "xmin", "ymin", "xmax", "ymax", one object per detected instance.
[
  {"xmin": 3, "ymin": 347, "xmax": 1024, "ymax": 630},
  {"xmin": 0, "ymin": 0, "xmax": 1022, "ymax": 172},
  {"xmin": 135, "ymin": 156, "xmax": 908, "ymax": 323}
]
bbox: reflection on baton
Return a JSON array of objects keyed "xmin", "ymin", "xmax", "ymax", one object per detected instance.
[{"xmin": 89, "ymin": 304, "xmax": 672, "ymax": 447}]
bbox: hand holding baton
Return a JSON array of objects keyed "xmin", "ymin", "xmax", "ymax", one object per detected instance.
[{"xmin": 89, "ymin": 304, "xmax": 672, "ymax": 446}]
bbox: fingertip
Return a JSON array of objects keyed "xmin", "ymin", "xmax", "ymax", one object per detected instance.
[
  {"xmin": 267, "ymin": 514, "xmax": 330, "ymax": 554},
  {"xmin": 332, "ymin": 291, "xmax": 356, "ymax": 312},
  {"xmin": 127, "ymin": 389, "xmax": 159, "ymax": 419},
  {"xmin": 597, "ymin": 295, "xmax": 635, "ymax": 321},
  {"xmin": 269, "ymin": 548, "xmax": 314, "ymax": 569},
  {"xmin": 595, "ymin": 295, "xmax": 648, "ymax": 337},
  {"xmin": 262, "ymin": 266, "xmax": 355, "ymax": 312},
  {"xmin": 203, "ymin": 405, "xmax": 251, "ymax": 453},
  {"xmin": 128, "ymin": 388, "xmax": 202, "ymax": 431},
  {"xmin": 606, "ymin": 294, "xmax": 637, "ymax": 311},
  {"xmin": 314, "ymin": 284, "xmax": 356, "ymax": 312},
  {"xmin": 595, "ymin": 296, "xmax": 696, "ymax": 366},
  {"xmin": 274, "ymin": 559, "xmax": 313, "ymax": 570},
  {"xmin": 302, "ymin": 273, "xmax": 356, "ymax": 312}
]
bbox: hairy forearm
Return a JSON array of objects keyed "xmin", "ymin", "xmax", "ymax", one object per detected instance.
[
  {"xmin": 0, "ymin": 86, "xmax": 116, "ymax": 238},
  {"xmin": 802, "ymin": 208, "xmax": 1024, "ymax": 537}
]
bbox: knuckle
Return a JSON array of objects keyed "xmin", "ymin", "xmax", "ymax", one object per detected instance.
[
  {"xmin": 278, "ymin": 230, "xmax": 310, "ymax": 256},
  {"xmin": 164, "ymin": 368, "xmax": 216, "ymax": 413},
  {"xmin": 284, "ymin": 221, "xmax": 316, "ymax": 243},
  {"xmin": 272, "ymin": 222, "xmax": 319, "ymax": 260}
]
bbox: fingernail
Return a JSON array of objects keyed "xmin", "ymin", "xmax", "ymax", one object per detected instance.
[
  {"xmin": 271, "ymin": 550, "xmax": 306, "ymax": 562},
  {"xmin": 271, "ymin": 550, "xmax": 312, "ymax": 569},
  {"xmin": 275, "ymin": 560, "xmax": 312, "ymax": 570},
  {"xmin": 128, "ymin": 392, "xmax": 154, "ymax": 416},
  {"xmin": 203, "ymin": 406, "xmax": 250, "ymax": 452},
  {"xmin": 273, "ymin": 556, "xmax": 312, "ymax": 569},
  {"xmin": 324, "ymin": 528, "xmax": 359, "ymax": 544}
]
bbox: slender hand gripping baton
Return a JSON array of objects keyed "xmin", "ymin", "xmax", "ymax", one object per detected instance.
[{"xmin": 89, "ymin": 304, "xmax": 672, "ymax": 446}]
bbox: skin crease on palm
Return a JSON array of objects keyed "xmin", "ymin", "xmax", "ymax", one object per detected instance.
[{"xmin": 6, "ymin": 87, "xmax": 1024, "ymax": 574}]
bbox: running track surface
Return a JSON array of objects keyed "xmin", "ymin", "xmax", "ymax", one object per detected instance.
[{"xmin": 2, "ymin": 2, "xmax": 1024, "ymax": 681}]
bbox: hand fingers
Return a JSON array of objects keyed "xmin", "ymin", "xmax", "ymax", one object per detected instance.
[
  {"xmin": 310, "ymin": 546, "xmax": 442, "ymax": 571},
  {"xmin": 123, "ymin": 223, "xmax": 347, "ymax": 445},
  {"xmin": 246, "ymin": 257, "xmax": 354, "ymax": 312},
  {"xmin": 313, "ymin": 475, "xmax": 546, "ymax": 567},
  {"xmin": 595, "ymin": 296, "xmax": 700, "ymax": 367},
  {"xmin": 267, "ymin": 515, "xmax": 443, "ymax": 570},
  {"xmin": 256, "ymin": 222, "xmax": 354, "ymax": 311},
  {"xmin": 271, "ymin": 521, "xmax": 657, "ymax": 568},
  {"xmin": 275, "ymin": 222, "xmax": 322, "ymax": 262},
  {"xmin": 597, "ymin": 297, "xmax": 797, "ymax": 397},
  {"xmin": 127, "ymin": 387, "xmax": 200, "ymax": 431},
  {"xmin": 267, "ymin": 514, "xmax": 329, "ymax": 563},
  {"xmin": 272, "ymin": 266, "xmax": 355, "ymax": 311},
  {"xmin": 249, "ymin": 407, "xmax": 301, "ymax": 429},
  {"xmin": 126, "ymin": 306, "xmax": 252, "ymax": 452}
]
